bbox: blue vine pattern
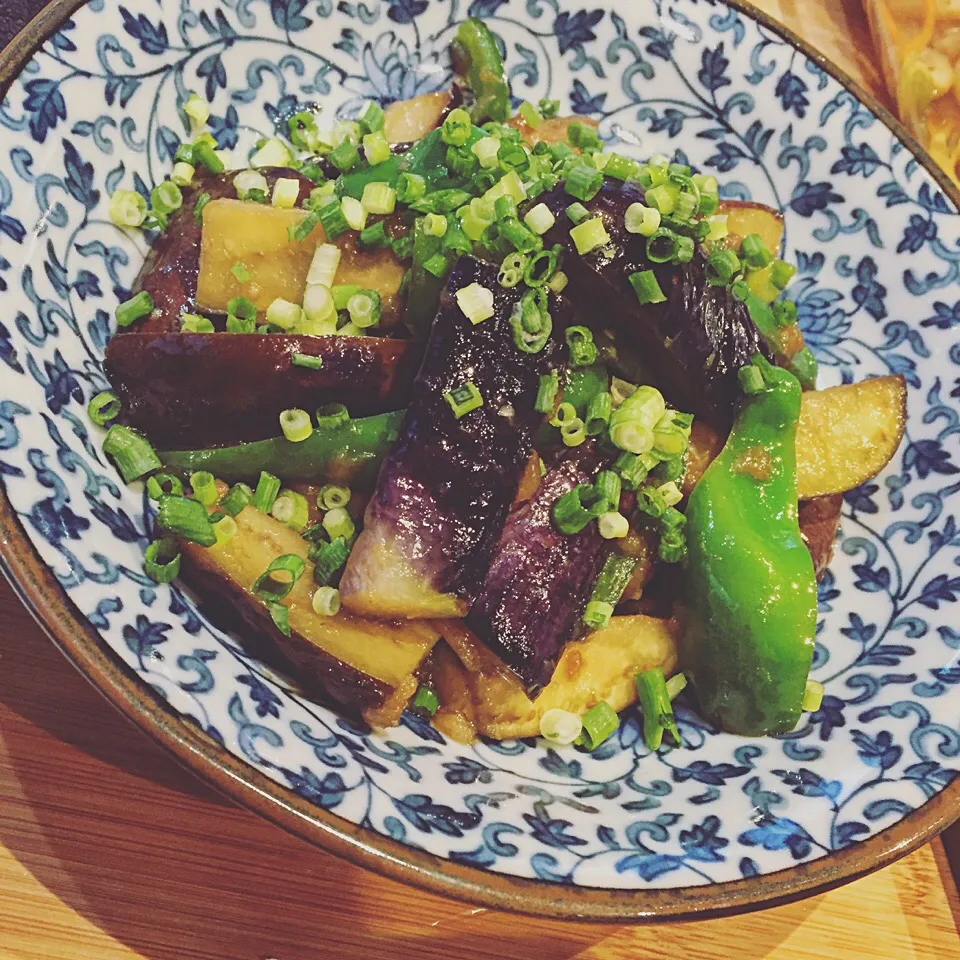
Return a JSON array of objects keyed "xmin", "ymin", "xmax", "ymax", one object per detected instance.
[{"xmin": 0, "ymin": 0, "xmax": 958, "ymax": 888}]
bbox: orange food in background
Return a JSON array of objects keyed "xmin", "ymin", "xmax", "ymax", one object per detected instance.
[{"xmin": 866, "ymin": 0, "xmax": 960, "ymax": 183}]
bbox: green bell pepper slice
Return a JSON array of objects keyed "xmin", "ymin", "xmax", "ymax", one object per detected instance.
[
  {"xmin": 681, "ymin": 354, "xmax": 817, "ymax": 736},
  {"xmin": 159, "ymin": 411, "xmax": 404, "ymax": 486},
  {"xmin": 451, "ymin": 18, "xmax": 511, "ymax": 123}
]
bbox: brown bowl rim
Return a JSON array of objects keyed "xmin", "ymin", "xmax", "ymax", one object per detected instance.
[{"xmin": 1, "ymin": 0, "xmax": 958, "ymax": 923}]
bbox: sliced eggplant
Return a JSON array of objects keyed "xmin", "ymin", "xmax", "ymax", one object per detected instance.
[
  {"xmin": 105, "ymin": 332, "xmax": 420, "ymax": 447},
  {"xmin": 441, "ymin": 616, "xmax": 679, "ymax": 740},
  {"xmin": 467, "ymin": 442, "xmax": 608, "ymax": 694},
  {"xmin": 179, "ymin": 502, "xmax": 438, "ymax": 713},
  {"xmin": 126, "ymin": 169, "xmax": 314, "ymax": 334},
  {"xmin": 539, "ymin": 180, "xmax": 773, "ymax": 429},
  {"xmin": 340, "ymin": 256, "xmax": 566, "ymax": 620},
  {"xmin": 799, "ymin": 494, "xmax": 844, "ymax": 580}
]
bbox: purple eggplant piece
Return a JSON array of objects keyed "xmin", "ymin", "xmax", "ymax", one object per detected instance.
[
  {"xmin": 539, "ymin": 179, "xmax": 773, "ymax": 429},
  {"xmin": 340, "ymin": 256, "xmax": 567, "ymax": 620},
  {"xmin": 467, "ymin": 442, "xmax": 609, "ymax": 693},
  {"xmin": 123, "ymin": 168, "xmax": 316, "ymax": 335}
]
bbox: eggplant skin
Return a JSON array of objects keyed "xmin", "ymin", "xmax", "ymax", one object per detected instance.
[
  {"xmin": 340, "ymin": 256, "xmax": 566, "ymax": 619},
  {"xmin": 799, "ymin": 493, "xmax": 843, "ymax": 580},
  {"xmin": 104, "ymin": 332, "xmax": 420, "ymax": 447},
  {"xmin": 540, "ymin": 180, "xmax": 773, "ymax": 429},
  {"xmin": 124, "ymin": 168, "xmax": 315, "ymax": 335},
  {"xmin": 467, "ymin": 442, "xmax": 608, "ymax": 694}
]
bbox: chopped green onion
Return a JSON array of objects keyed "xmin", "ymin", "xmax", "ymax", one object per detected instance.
[
  {"xmin": 253, "ymin": 471, "xmax": 281, "ymax": 513},
  {"xmin": 115, "ymin": 290, "xmax": 154, "ymax": 328},
  {"xmin": 441, "ymin": 107, "xmax": 472, "ymax": 146},
  {"xmin": 315, "ymin": 402, "xmax": 349, "ymax": 430},
  {"xmin": 610, "ymin": 377, "xmax": 638, "ymax": 408},
  {"xmin": 561, "ymin": 418, "xmax": 586, "ymax": 447},
  {"xmin": 636, "ymin": 667, "xmax": 680, "ymax": 751},
  {"xmin": 771, "ymin": 260, "xmax": 797, "ymax": 290},
  {"xmin": 509, "ymin": 288, "xmax": 552, "ymax": 353},
  {"xmin": 341, "ymin": 195, "xmax": 367, "ymax": 231},
  {"xmin": 423, "ymin": 213, "xmax": 448, "ymax": 237},
  {"xmin": 253, "ymin": 553, "xmax": 306, "ymax": 602},
  {"xmin": 271, "ymin": 489, "xmax": 310, "ymax": 531},
  {"xmin": 646, "ymin": 228, "xmax": 680, "ymax": 264},
  {"xmin": 189, "ymin": 470, "xmax": 218, "ymax": 507},
  {"xmin": 109, "ymin": 189, "xmax": 148, "ymax": 228},
  {"xmin": 322, "ymin": 506, "xmax": 355, "ymax": 542},
  {"xmin": 569, "ymin": 216, "xmax": 610, "ymax": 254},
  {"xmin": 146, "ymin": 474, "xmax": 184, "ymax": 502},
  {"xmin": 614, "ymin": 452, "xmax": 649, "ymax": 491},
  {"xmin": 538, "ymin": 98, "xmax": 560, "ymax": 118},
  {"xmin": 535, "ymin": 372, "xmax": 559, "ymax": 414},
  {"xmin": 675, "ymin": 235, "xmax": 695, "ymax": 264},
  {"xmin": 445, "ymin": 380, "xmax": 484, "ymax": 418},
  {"xmin": 552, "ymin": 484, "xmax": 598, "ymax": 534},
  {"xmin": 583, "ymin": 600, "xmax": 614, "ymax": 629},
  {"xmin": 311, "ymin": 536, "xmax": 350, "ymax": 585},
  {"xmin": 156, "ymin": 494, "xmax": 216, "ymax": 546},
  {"xmin": 194, "ymin": 141, "xmax": 225, "ymax": 174},
  {"xmin": 279, "ymin": 408, "xmax": 313, "ymax": 443},
  {"xmin": 772, "ymin": 299, "xmax": 799, "ymax": 329},
  {"xmin": 267, "ymin": 601, "xmax": 291, "ymax": 636},
  {"xmin": 302, "ymin": 285, "xmax": 336, "ymax": 327},
  {"xmin": 143, "ymin": 537, "xmax": 181, "ymax": 584},
  {"xmin": 499, "ymin": 217, "xmax": 541, "ymax": 254},
  {"xmin": 585, "ymin": 391, "xmax": 612, "ymax": 435},
  {"xmin": 213, "ymin": 514, "xmax": 237, "ymax": 546},
  {"xmin": 540, "ymin": 707, "xmax": 583, "ymax": 746},
  {"xmin": 150, "ymin": 180, "xmax": 182, "ymax": 215},
  {"xmin": 471, "ymin": 136, "xmax": 501, "ymax": 169},
  {"xmin": 494, "ymin": 196, "xmax": 518, "ymax": 221},
  {"xmin": 397, "ymin": 172, "xmax": 427, "ymax": 203},
  {"xmin": 524, "ymin": 247, "xmax": 559, "ymax": 288},
  {"xmin": 603, "ymin": 154, "xmax": 641, "ymax": 181},
  {"xmin": 741, "ymin": 233, "xmax": 774, "ymax": 269},
  {"xmin": 316, "ymin": 198, "xmax": 351, "ymax": 239},
  {"xmin": 659, "ymin": 529, "xmax": 686, "ymax": 563},
  {"xmin": 666, "ymin": 671, "xmax": 688, "ymax": 699},
  {"xmin": 231, "ymin": 261, "xmax": 251, "ymax": 283},
  {"xmin": 442, "ymin": 220, "xmax": 471, "ymax": 257},
  {"xmin": 358, "ymin": 99, "xmax": 384, "ymax": 133},
  {"xmin": 183, "ymin": 92, "xmax": 209, "ymax": 127},
  {"xmin": 306, "ymin": 243, "xmax": 341, "ymax": 288},
  {"xmin": 578, "ymin": 701, "xmax": 619, "ymax": 749},
  {"xmin": 673, "ymin": 191, "xmax": 698, "ymax": 222},
  {"xmin": 271, "ymin": 177, "xmax": 300, "ymax": 209},
  {"xmin": 329, "ymin": 138, "xmax": 360, "ymax": 172},
  {"xmin": 565, "ymin": 325, "xmax": 598, "ymax": 367},
  {"xmin": 657, "ymin": 480, "xmax": 683, "ymax": 508},
  {"xmin": 361, "ymin": 181, "xmax": 396, "ymax": 215},
  {"xmin": 598, "ymin": 511, "xmax": 629, "ymax": 540},
  {"xmin": 408, "ymin": 682, "xmax": 439, "ymax": 717},
  {"xmin": 547, "ymin": 270, "xmax": 568, "ymax": 293},
  {"xmin": 180, "ymin": 313, "xmax": 214, "ymax": 334},
  {"xmin": 219, "ymin": 483, "xmax": 251, "ymax": 517},
  {"xmin": 102, "ymin": 424, "xmax": 160, "ymax": 483},
  {"xmin": 87, "ymin": 391, "xmax": 121, "ymax": 427},
  {"xmin": 707, "ymin": 247, "xmax": 741, "ymax": 285},
  {"xmin": 589, "ymin": 553, "xmax": 637, "ymax": 614},
  {"xmin": 498, "ymin": 251, "xmax": 526, "ymax": 288},
  {"xmin": 594, "ymin": 470, "xmax": 621, "ymax": 511},
  {"xmin": 565, "ymin": 161, "xmax": 604, "ymax": 202},
  {"xmin": 362, "ymin": 130, "xmax": 391, "ymax": 166},
  {"xmin": 645, "ymin": 183, "xmax": 679, "ymax": 216},
  {"xmin": 455, "ymin": 282, "xmax": 495, "ymax": 324},
  {"xmin": 624, "ymin": 203, "xmax": 661, "ymax": 237},
  {"xmin": 357, "ymin": 220, "xmax": 390, "ymax": 252},
  {"xmin": 565, "ymin": 202, "xmax": 590, "ymax": 225},
  {"xmin": 311, "ymin": 585, "xmax": 341, "ymax": 617},
  {"xmin": 550, "ymin": 401, "xmax": 578, "ymax": 427},
  {"xmin": 291, "ymin": 353, "xmax": 324, "ymax": 371},
  {"xmin": 191, "ymin": 193, "xmax": 211, "ymax": 226},
  {"xmin": 263, "ymin": 298, "xmax": 300, "ymax": 331},
  {"xmin": 518, "ymin": 101, "xmax": 543, "ymax": 128},
  {"xmin": 803, "ymin": 679, "xmax": 824, "ymax": 713},
  {"xmin": 347, "ymin": 290, "xmax": 381, "ymax": 328},
  {"xmin": 523, "ymin": 202, "xmax": 556, "ymax": 236},
  {"xmin": 629, "ymin": 270, "xmax": 666, "ymax": 305},
  {"xmin": 318, "ymin": 484, "xmax": 351, "ymax": 510}
]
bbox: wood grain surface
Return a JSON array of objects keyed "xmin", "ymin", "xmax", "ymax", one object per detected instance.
[{"xmin": 0, "ymin": 0, "xmax": 958, "ymax": 957}]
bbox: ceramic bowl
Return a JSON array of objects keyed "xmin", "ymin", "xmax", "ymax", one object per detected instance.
[{"xmin": 1, "ymin": 0, "xmax": 958, "ymax": 921}]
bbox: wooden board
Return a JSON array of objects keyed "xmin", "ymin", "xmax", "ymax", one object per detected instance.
[{"xmin": 0, "ymin": 1, "xmax": 957, "ymax": 957}]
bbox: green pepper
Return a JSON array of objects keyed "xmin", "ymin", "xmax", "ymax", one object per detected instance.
[
  {"xmin": 159, "ymin": 411, "xmax": 404, "ymax": 486},
  {"xmin": 451, "ymin": 18, "xmax": 511, "ymax": 123},
  {"xmin": 681, "ymin": 355, "xmax": 816, "ymax": 736},
  {"xmin": 740, "ymin": 291, "xmax": 818, "ymax": 390},
  {"xmin": 404, "ymin": 217, "xmax": 452, "ymax": 338}
]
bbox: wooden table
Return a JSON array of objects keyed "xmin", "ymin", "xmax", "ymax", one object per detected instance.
[{"xmin": 1, "ymin": 1, "xmax": 958, "ymax": 957}]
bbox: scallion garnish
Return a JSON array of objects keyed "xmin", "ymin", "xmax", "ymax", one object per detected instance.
[
  {"xmin": 597, "ymin": 511, "xmax": 629, "ymax": 540},
  {"xmin": 218, "ymin": 483, "xmax": 252, "ymax": 517},
  {"xmin": 315, "ymin": 402, "xmax": 349, "ymax": 430},
  {"xmin": 312, "ymin": 585, "xmax": 341, "ymax": 617},
  {"xmin": 146, "ymin": 473, "xmax": 184, "ymax": 501},
  {"xmin": 279, "ymin": 408, "xmax": 313, "ymax": 443},
  {"xmin": 347, "ymin": 290, "xmax": 382, "ymax": 328},
  {"xmin": 358, "ymin": 220, "xmax": 390, "ymax": 252},
  {"xmin": 629, "ymin": 269, "xmax": 666, "ymax": 305},
  {"xmin": 150, "ymin": 180, "xmax": 183, "ymax": 216},
  {"xmin": 189, "ymin": 470, "xmax": 218, "ymax": 507},
  {"xmin": 322, "ymin": 506, "xmax": 355, "ymax": 542},
  {"xmin": 646, "ymin": 228, "xmax": 680, "ymax": 264},
  {"xmin": 583, "ymin": 600, "xmax": 614, "ymax": 629},
  {"xmin": 362, "ymin": 130, "xmax": 391, "ymax": 166},
  {"xmin": 271, "ymin": 489, "xmax": 309, "ymax": 531},
  {"xmin": 569, "ymin": 216, "xmax": 610, "ymax": 254},
  {"xmin": 361, "ymin": 181, "xmax": 397, "ymax": 215},
  {"xmin": 267, "ymin": 601, "xmax": 291, "ymax": 636},
  {"xmin": 565, "ymin": 202, "xmax": 590, "ymax": 225},
  {"xmin": 535, "ymin": 371, "xmax": 559, "ymax": 414},
  {"xmin": 585, "ymin": 391, "xmax": 612, "ymax": 436},
  {"xmin": 253, "ymin": 553, "xmax": 306, "ymax": 602},
  {"xmin": 87, "ymin": 391, "xmax": 121, "ymax": 427},
  {"xmin": 410, "ymin": 683, "xmax": 440, "ymax": 717},
  {"xmin": 231, "ymin": 261, "xmax": 251, "ymax": 283},
  {"xmin": 193, "ymin": 141, "xmax": 224, "ymax": 174},
  {"xmin": 509, "ymin": 288, "xmax": 552, "ymax": 354},
  {"xmin": 577, "ymin": 701, "xmax": 619, "ymax": 749},
  {"xmin": 115, "ymin": 290, "xmax": 154, "ymax": 328},
  {"xmin": 180, "ymin": 313, "xmax": 215, "ymax": 333},
  {"xmin": 329, "ymin": 138, "xmax": 360, "ymax": 171},
  {"xmin": 396, "ymin": 172, "xmax": 427, "ymax": 204},
  {"xmin": 109, "ymin": 189, "xmax": 147, "ymax": 228},
  {"xmin": 741, "ymin": 233, "xmax": 774, "ymax": 269},
  {"xmin": 455, "ymin": 282, "xmax": 495, "ymax": 324},
  {"xmin": 565, "ymin": 325, "xmax": 598, "ymax": 367},
  {"xmin": 524, "ymin": 247, "xmax": 559, "ymax": 288},
  {"xmin": 624, "ymin": 202, "xmax": 661, "ymax": 237},
  {"xmin": 445, "ymin": 381, "xmax": 484, "ymax": 419},
  {"xmin": 102, "ymin": 424, "xmax": 160, "ymax": 483},
  {"xmin": 498, "ymin": 252, "xmax": 526, "ymax": 288},
  {"xmin": 291, "ymin": 353, "xmax": 323, "ymax": 370},
  {"xmin": 253, "ymin": 471, "xmax": 281, "ymax": 513},
  {"xmin": 441, "ymin": 107, "xmax": 472, "ymax": 146},
  {"xmin": 311, "ymin": 536, "xmax": 350, "ymax": 585},
  {"xmin": 143, "ymin": 537, "xmax": 181, "ymax": 584},
  {"xmin": 635, "ymin": 667, "xmax": 680, "ymax": 750},
  {"xmin": 583, "ymin": 553, "xmax": 636, "ymax": 628},
  {"xmin": 564, "ymin": 160, "xmax": 604, "ymax": 202},
  {"xmin": 539, "ymin": 707, "xmax": 582, "ymax": 746},
  {"xmin": 156, "ymin": 494, "xmax": 216, "ymax": 546},
  {"xmin": 523, "ymin": 202, "xmax": 556, "ymax": 236},
  {"xmin": 315, "ymin": 198, "xmax": 350, "ymax": 239}
]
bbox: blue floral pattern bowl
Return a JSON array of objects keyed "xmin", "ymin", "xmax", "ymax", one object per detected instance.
[{"xmin": 1, "ymin": 0, "xmax": 958, "ymax": 919}]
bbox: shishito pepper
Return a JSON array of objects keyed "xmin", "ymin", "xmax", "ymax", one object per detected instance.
[
  {"xmin": 681, "ymin": 355, "xmax": 816, "ymax": 736},
  {"xmin": 451, "ymin": 18, "xmax": 511, "ymax": 123},
  {"xmin": 159, "ymin": 411, "xmax": 403, "ymax": 485}
]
